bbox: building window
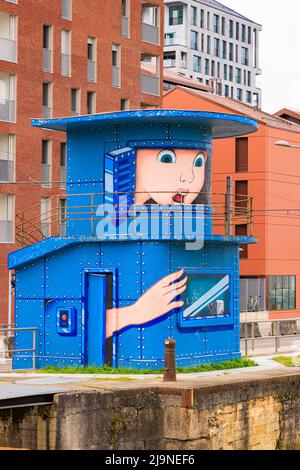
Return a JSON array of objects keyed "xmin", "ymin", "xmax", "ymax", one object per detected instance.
[
  {"xmin": 216, "ymin": 81, "xmax": 221, "ymax": 95},
  {"xmin": 248, "ymin": 26, "xmax": 252, "ymax": 44},
  {"xmin": 193, "ymin": 56, "xmax": 201, "ymax": 73},
  {"xmin": 236, "ymin": 45, "xmax": 239, "ymax": 62},
  {"xmin": 42, "ymin": 82, "xmax": 52, "ymax": 118},
  {"xmin": 142, "ymin": 3, "xmax": 159, "ymax": 45},
  {"xmin": 87, "ymin": 37, "xmax": 96, "ymax": 82},
  {"xmin": 41, "ymin": 198, "xmax": 51, "ymax": 238},
  {"xmin": 229, "ymin": 43, "xmax": 233, "ymax": 61},
  {"xmin": 207, "ymin": 35, "xmax": 210, "ymax": 54},
  {"xmin": 71, "ymin": 88, "xmax": 80, "ymax": 116},
  {"xmin": 236, "ymin": 22, "xmax": 239, "ymax": 40},
  {"xmin": 121, "ymin": 0, "xmax": 130, "ymax": 37},
  {"xmin": 41, "ymin": 140, "xmax": 52, "ymax": 188},
  {"xmin": 112, "ymin": 44, "xmax": 121, "ymax": 87},
  {"xmin": 241, "ymin": 47, "xmax": 249, "ymax": 66},
  {"xmin": 61, "ymin": 30, "xmax": 71, "ymax": 76},
  {"xmin": 222, "ymin": 17, "xmax": 226, "ymax": 35},
  {"xmin": 213, "ymin": 14, "xmax": 219, "ymax": 33},
  {"xmin": 214, "ymin": 38, "xmax": 220, "ymax": 57},
  {"xmin": 200, "ymin": 9, "xmax": 204, "ymax": 28},
  {"xmin": 211, "ymin": 60, "xmax": 215, "ymax": 76},
  {"xmin": 169, "ymin": 5, "xmax": 183, "ymax": 26},
  {"xmin": 0, "ymin": 194, "xmax": 14, "ymax": 243},
  {"xmin": 242, "ymin": 24, "xmax": 246, "ymax": 42},
  {"xmin": 269, "ymin": 276, "xmax": 296, "ymax": 311},
  {"xmin": 237, "ymin": 88, "xmax": 243, "ymax": 101},
  {"xmin": 43, "ymin": 25, "xmax": 53, "ymax": 72},
  {"xmin": 223, "ymin": 63, "xmax": 227, "ymax": 80},
  {"xmin": 62, "ymin": 0, "xmax": 72, "ymax": 20},
  {"xmin": 221, "ymin": 40, "xmax": 226, "ymax": 59},
  {"xmin": 60, "ymin": 142, "xmax": 66, "ymax": 188},
  {"xmin": 207, "ymin": 11, "xmax": 210, "ymax": 30},
  {"xmin": 87, "ymin": 91, "xmax": 96, "ymax": 114},
  {"xmin": 240, "ymin": 278, "xmax": 266, "ymax": 312},
  {"xmin": 246, "ymin": 91, "xmax": 252, "ymax": 104},
  {"xmin": 190, "ymin": 6, "xmax": 197, "ymax": 26},
  {"xmin": 229, "ymin": 20, "xmax": 233, "ymax": 38},
  {"xmin": 190, "ymin": 30, "xmax": 198, "ymax": 50},
  {"xmin": 236, "ymin": 137, "xmax": 248, "ymax": 172},
  {"xmin": 224, "ymin": 84, "xmax": 229, "ymax": 97},
  {"xmin": 236, "ymin": 67, "xmax": 241, "ymax": 84},
  {"xmin": 121, "ymin": 98, "xmax": 129, "ymax": 110},
  {"xmin": 248, "ymin": 71, "xmax": 252, "ymax": 87},
  {"xmin": 229, "ymin": 65, "xmax": 233, "ymax": 81},
  {"xmin": 205, "ymin": 58, "xmax": 209, "ymax": 75},
  {"xmin": 0, "ymin": 133, "xmax": 15, "ymax": 182}
]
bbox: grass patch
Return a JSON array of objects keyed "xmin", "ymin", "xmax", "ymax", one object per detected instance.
[
  {"xmin": 38, "ymin": 358, "xmax": 257, "ymax": 375},
  {"xmin": 273, "ymin": 355, "xmax": 300, "ymax": 367}
]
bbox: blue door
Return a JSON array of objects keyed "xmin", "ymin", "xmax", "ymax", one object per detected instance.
[{"xmin": 87, "ymin": 273, "xmax": 106, "ymax": 366}]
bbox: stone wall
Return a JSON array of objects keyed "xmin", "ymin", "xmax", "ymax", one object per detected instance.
[{"xmin": 1, "ymin": 373, "xmax": 300, "ymax": 450}]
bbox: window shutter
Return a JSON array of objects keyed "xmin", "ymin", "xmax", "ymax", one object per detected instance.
[{"xmin": 235, "ymin": 137, "xmax": 248, "ymax": 172}]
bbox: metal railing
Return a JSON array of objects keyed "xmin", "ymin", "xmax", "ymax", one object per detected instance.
[
  {"xmin": 112, "ymin": 66, "xmax": 120, "ymax": 87},
  {"xmin": 61, "ymin": 53, "xmax": 71, "ymax": 76},
  {"xmin": 0, "ymin": 37, "xmax": 17, "ymax": 63},
  {"xmin": 43, "ymin": 48, "xmax": 52, "ymax": 72},
  {"xmin": 0, "ymin": 158, "xmax": 14, "ymax": 182},
  {"xmin": 142, "ymin": 22, "xmax": 159, "ymax": 45},
  {"xmin": 0, "ymin": 98, "xmax": 16, "ymax": 122},
  {"xmin": 0, "ymin": 327, "xmax": 37, "ymax": 370},
  {"xmin": 87, "ymin": 60, "xmax": 96, "ymax": 82},
  {"xmin": 122, "ymin": 15, "xmax": 129, "ymax": 37},
  {"xmin": 141, "ymin": 74, "xmax": 160, "ymax": 95},
  {"xmin": 241, "ymin": 318, "xmax": 300, "ymax": 356},
  {"xmin": 15, "ymin": 192, "xmax": 253, "ymax": 247}
]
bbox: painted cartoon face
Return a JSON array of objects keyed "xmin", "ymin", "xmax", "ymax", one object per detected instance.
[{"xmin": 135, "ymin": 148, "xmax": 207, "ymax": 205}]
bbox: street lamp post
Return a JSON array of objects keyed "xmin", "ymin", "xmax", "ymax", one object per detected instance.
[{"xmin": 275, "ymin": 140, "xmax": 300, "ymax": 149}]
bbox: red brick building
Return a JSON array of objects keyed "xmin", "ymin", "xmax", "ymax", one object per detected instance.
[{"xmin": 0, "ymin": 0, "xmax": 164, "ymax": 325}]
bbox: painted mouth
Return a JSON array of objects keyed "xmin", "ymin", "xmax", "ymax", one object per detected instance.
[{"xmin": 172, "ymin": 191, "xmax": 189, "ymax": 204}]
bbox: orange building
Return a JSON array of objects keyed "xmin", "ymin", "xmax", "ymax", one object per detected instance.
[{"xmin": 163, "ymin": 86, "xmax": 300, "ymax": 321}]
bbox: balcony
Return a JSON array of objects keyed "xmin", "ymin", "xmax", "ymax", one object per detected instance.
[
  {"xmin": 43, "ymin": 48, "xmax": 52, "ymax": 72},
  {"xmin": 164, "ymin": 59, "xmax": 176, "ymax": 68},
  {"xmin": 42, "ymin": 106, "xmax": 52, "ymax": 119},
  {"xmin": 87, "ymin": 60, "xmax": 96, "ymax": 82},
  {"xmin": 60, "ymin": 166, "xmax": 66, "ymax": 188},
  {"xmin": 61, "ymin": 53, "xmax": 71, "ymax": 76},
  {"xmin": 0, "ymin": 99, "xmax": 16, "ymax": 122},
  {"xmin": 112, "ymin": 66, "xmax": 120, "ymax": 87},
  {"xmin": 142, "ymin": 22, "xmax": 159, "ymax": 45},
  {"xmin": 41, "ymin": 164, "xmax": 51, "ymax": 187},
  {"xmin": 122, "ymin": 16, "xmax": 129, "ymax": 37},
  {"xmin": 0, "ymin": 220, "xmax": 13, "ymax": 243},
  {"xmin": 0, "ymin": 37, "xmax": 17, "ymax": 63},
  {"xmin": 164, "ymin": 37, "xmax": 186, "ymax": 47},
  {"xmin": 0, "ymin": 158, "xmax": 14, "ymax": 182},
  {"xmin": 141, "ymin": 74, "xmax": 159, "ymax": 95}
]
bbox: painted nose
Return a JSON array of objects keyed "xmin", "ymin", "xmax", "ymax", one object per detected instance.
[{"xmin": 180, "ymin": 170, "xmax": 194, "ymax": 184}]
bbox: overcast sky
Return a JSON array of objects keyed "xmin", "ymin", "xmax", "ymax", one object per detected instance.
[{"xmin": 222, "ymin": 0, "xmax": 300, "ymax": 113}]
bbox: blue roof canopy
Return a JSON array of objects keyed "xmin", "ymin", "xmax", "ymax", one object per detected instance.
[{"xmin": 32, "ymin": 109, "xmax": 258, "ymax": 140}]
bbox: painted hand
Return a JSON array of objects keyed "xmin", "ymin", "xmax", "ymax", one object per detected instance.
[{"xmin": 106, "ymin": 269, "xmax": 187, "ymax": 337}]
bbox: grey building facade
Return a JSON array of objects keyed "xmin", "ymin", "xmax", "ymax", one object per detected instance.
[{"xmin": 164, "ymin": 0, "xmax": 262, "ymax": 107}]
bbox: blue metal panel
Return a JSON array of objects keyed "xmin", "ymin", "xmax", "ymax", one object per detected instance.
[
  {"xmin": 44, "ymin": 299, "xmax": 82, "ymax": 364},
  {"xmin": 116, "ymin": 300, "xmax": 142, "ymax": 368},
  {"xmin": 141, "ymin": 241, "xmax": 171, "ymax": 293},
  {"xmin": 86, "ymin": 273, "xmax": 106, "ymax": 367},
  {"xmin": 13, "ymin": 299, "xmax": 44, "ymax": 370},
  {"xmin": 100, "ymin": 242, "xmax": 142, "ymax": 300},
  {"xmin": 15, "ymin": 260, "xmax": 45, "ymax": 299},
  {"xmin": 45, "ymin": 244, "xmax": 100, "ymax": 299}
]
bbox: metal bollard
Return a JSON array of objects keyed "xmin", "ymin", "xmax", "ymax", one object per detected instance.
[{"xmin": 163, "ymin": 337, "xmax": 177, "ymax": 382}]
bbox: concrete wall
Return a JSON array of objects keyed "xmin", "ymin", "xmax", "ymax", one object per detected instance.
[{"xmin": 1, "ymin": 373, "xmax": 300, "ymax": 450}]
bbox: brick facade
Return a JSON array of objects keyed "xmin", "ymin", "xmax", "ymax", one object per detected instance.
[{"xmin": 0, "ymin": 0, "xmax": 164, "ymax": 324}]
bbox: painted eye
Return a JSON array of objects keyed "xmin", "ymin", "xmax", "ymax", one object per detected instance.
[
  {"xmin": 157, "ymin": 150, "xmax": 176, "ymax": 164},
  {"xmin": 194, "ymin": 153, "xmax": 205, "ymax": 168}
]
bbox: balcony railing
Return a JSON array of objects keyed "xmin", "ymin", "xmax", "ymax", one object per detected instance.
[
  {"xmin": 0, "ymin": 99, "xmax": 16, "ymax": 122},
  {"xmin": 0, "ymin": 220, "xmax": 13, "ymax": 243},
  {"xmin": 112, "ymin": 66, "xmax": 120, "ymax": 87},
  {"xmin": 141, "ymin": 74, "xmax": 159, "ymax": 96},
  {"xmin": 0, "ymin": 159, "xmax": 14, "ymax": 182},
  {"xmin": 41, "ymin": 164, "xmax": 51, "ymax": 187},
  {"xmin": 60, "ymin": 166, "xmax": 66, "ymax": 188},
  {"xmin": 87, "ymin": 60, "xmax": 96, "ymax": 82},
  {"xmin": 61, "ymin": 53, "xmax": 71, "ymax": 76},
  {"xmin": 43, "ymin": 49, "xmax": 52, "ymax": 72},
  {"xmin": 164, "ymin": 37, "xmax": 186, "ymax": 47},
  {"xmin": 42, "ymin": 106, "xmax": 52, "ymax": 119},
  {"xmin": 142, "ymin": 23, "xmax": 159, "ymax": 45},
  {"xmin": 122, "ymin": 16, "xmax": 129, "ymax": 37},
  {"xmin": 164, "ymin": 59, "xmax": 176, "ymax": 68},
  {"xmin": 0, "ymin": 37, "xmax": 17, "ymax": 63}
]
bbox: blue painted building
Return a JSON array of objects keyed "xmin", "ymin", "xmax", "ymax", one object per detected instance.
[{"xmin": 9, "ymin": 110, "xmax": 258, "ymax": 370}]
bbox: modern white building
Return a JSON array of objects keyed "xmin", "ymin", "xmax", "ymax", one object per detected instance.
[{"xmin": 164, "ymin": 0, "xmax": 262, "ymax": 107}]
